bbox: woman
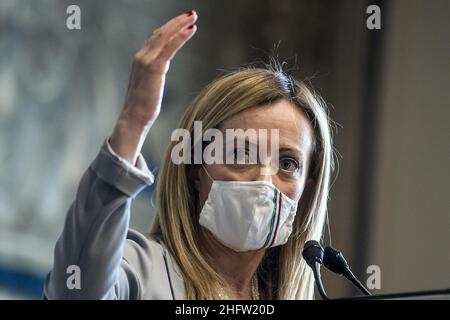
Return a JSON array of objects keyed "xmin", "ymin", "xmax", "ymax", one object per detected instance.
[{"xmin": 43, "ymin": 10, "xmax": 334, "ymax": 300}]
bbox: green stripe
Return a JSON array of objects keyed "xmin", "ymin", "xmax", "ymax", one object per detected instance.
[{"xmin": 262, "ymin": 189, "xmax": 279, "ymax": 249}]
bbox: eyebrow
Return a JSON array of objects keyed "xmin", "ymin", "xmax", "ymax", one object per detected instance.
[{"xmin": 279, "ymin": 145, "xmax": 305, "ymax": 158}]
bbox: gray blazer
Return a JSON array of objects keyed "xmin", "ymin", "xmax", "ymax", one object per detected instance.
[{"xmin": 43, "ymin": 139, "xmax": 186, "ymax": 299}]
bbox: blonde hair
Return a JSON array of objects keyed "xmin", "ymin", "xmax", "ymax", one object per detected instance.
[{"xmin": 150, "ymin": 63, "xmax": 334, "ymax": 300}]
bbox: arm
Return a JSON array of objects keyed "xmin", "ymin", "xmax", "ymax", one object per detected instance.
[
  {"xmin": 43, "ymin": 10, "xmax": 198, "ymax": 299},
  {"xmin": 43, "ymin": 138, "xmax": 154, "ymax": 299}
]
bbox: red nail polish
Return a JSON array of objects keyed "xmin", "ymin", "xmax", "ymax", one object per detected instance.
[
  {"xmin": 187, "ymin": 24, "xmax": 195, "ymax": 29},
  {"xmin": 186, "ymin": 10, "xmax": 194, "ymax": 16}
]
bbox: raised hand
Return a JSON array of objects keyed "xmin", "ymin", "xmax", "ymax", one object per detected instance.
[{"xmin": 110, "ymin": 10, "xmax": 198, "ymax": 164}]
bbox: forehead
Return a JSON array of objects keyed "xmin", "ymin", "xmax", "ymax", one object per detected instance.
[{"xmin": 219, "ymin": 99, "xmax": 315, "ymax": 157}]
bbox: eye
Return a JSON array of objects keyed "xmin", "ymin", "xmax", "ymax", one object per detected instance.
[
  {"xmin": 231, "ymin": 148, "xmax": 251, "ymax": 164},
  {"xmin": 279, "ymin": 158, "xmax": 300, "ymax": 173}
]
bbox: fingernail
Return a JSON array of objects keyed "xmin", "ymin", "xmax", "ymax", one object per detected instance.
[
  {"xmin": 187, "ymin": 24, "xmax": 195, "ymax": 29},
  {"xmin": 186, "ymin": 10, "xmax": 194, "ymax": 16}
]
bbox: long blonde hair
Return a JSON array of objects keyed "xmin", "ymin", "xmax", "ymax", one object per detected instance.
[{"xmin": 150, "ymin": 63, "xmax": 334, "ymax": 299}]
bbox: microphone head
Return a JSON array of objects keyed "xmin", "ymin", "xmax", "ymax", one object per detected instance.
[
  {"xmin": 302, "ymin": 240, "xmax": 324, "ymax": 269},
  {"xmin": 323, "ymin": 246, "xmax": 349, "ymax": 275}
]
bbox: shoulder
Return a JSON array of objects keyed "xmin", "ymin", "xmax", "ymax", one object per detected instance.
[
  {"xmin": 123, "ymin": 228, "xmax": 165, "ymax": 275},
  {"xmin": 122, "ymin": 229, "xmax": 186, "ymax": 299}
]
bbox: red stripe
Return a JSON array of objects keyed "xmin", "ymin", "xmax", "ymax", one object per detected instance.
[{"xmin": 268, "ymin": 192, "xmax": 283, "ymax": 248}]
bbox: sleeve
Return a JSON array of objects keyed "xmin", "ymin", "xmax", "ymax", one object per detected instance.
[{"xmin": 42, "ymin": 138, "xmax": 155, "ymax": 300}]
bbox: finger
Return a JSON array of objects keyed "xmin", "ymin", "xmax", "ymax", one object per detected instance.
[
  {"xmin": 145, "ymin": 10, "xmax": 198, "ymax": 54},
  {"xmin": 157, "ymin": 10, "xmax": 198, "ymax": 36},
  {"xmin": 157, "ymin": 25, "xmax": 197, "ymax": 62}
]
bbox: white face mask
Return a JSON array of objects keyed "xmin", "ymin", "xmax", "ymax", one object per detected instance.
[{"xmin": 198, "ymin": 166, "xmax": 299, "ymax": 252}]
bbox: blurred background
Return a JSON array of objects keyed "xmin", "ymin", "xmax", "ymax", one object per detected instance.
[{"xmin": 0, "ymin": 0, "xmax": 449, "ymax": 299}]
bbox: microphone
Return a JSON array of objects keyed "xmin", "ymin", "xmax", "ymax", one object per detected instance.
[
  {"xmin": 302, "ymin": 240, "xmax": 329, "ymax": 300},
  {"xmin": 304, "ymin": 242, "xmax": 449, "ymax": 300},
  {"xmin": 323, "ymin": 246, "xmax": 371, "ymax": 296}
]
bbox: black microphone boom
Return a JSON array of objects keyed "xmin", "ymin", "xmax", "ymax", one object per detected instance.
[{"xmin": 323, "ymin": 246, "xmax": 371, "ymax": 296}]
